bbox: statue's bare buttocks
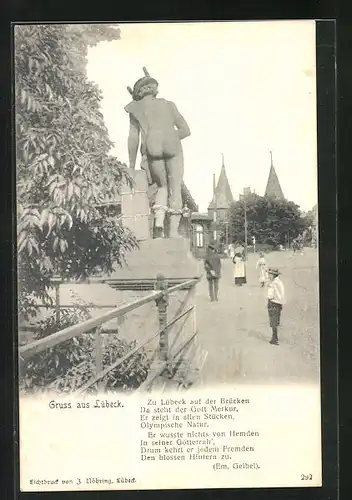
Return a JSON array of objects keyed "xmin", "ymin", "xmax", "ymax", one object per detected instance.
[{"xmin": 125, "ymin": 68, "xmax": 191, "ymax": 239}]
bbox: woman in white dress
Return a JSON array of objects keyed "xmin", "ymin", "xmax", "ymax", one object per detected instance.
[
  {"xmin": 256, "ymin": 252, "xmax": 267, "ymax": 287},
  {"xmin": 233, "ymin": 252, "xmax": 247, "ymax": 286}
]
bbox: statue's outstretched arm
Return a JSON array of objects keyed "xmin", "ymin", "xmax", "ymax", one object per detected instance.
[
  {"xmin": 128, "ymin": 114, "xmax": 140, "ymax": 169},
  {"xmin": 170, "ymin": 102, "xmax": 191, "ymax": 140}
]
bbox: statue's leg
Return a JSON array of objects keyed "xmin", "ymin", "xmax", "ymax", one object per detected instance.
[
  {"xmin": 149, "ymin": 158, "xmax": 168, "ymax": 234},
  {"xmin": 166, "ymin": 151, "xmax": 184, "ymax": 238}
]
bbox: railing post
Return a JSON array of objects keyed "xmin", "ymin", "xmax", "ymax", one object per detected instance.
[
  {"xmin": 117, "ymin": 314, "xmax": 125, "ymax": 336},
  {"xmin": 55, "ymin": 282, "xmax": 60, "ymax": 325},
  {"xmin": 155, "ymin": 273, "xmax": 169, "ymax": 361},
  {"xmin": 94, "ymin": 327, "xmax": 103, "ymax": 392},
  {"xmin": 190, "ymin": 283, "xmax": 197, "ymax": 336}
]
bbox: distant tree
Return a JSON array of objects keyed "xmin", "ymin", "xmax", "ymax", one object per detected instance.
[
  {"xmin": 304, "ymin": 204, "xmax": 318, "ymax": 227},
  {"xmin": 15, "ymin": 24, "xmax": 138, "ymax": 320},
  {"xmin": 222, "ymin": 194, "xmax": 309, "ymax": 248},
  {"xmin": 300, "ymin": 204, "xmax": 318, "ymax": 246}
]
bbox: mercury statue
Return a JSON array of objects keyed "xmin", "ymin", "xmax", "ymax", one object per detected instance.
[{"xmin": 125, "ymin": 68, "xmax": 191, "ymax": 239}]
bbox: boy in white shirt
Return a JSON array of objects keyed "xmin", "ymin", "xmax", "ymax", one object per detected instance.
[{"xmin": 267, "ymin": 268, "xmax": 285, "ymax": 346}]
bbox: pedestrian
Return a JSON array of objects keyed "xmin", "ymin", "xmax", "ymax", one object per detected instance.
[
  {"xmin": 228, "ymin": 243, "xmax": 235, "ymax": 260},
  {"xmin": 234, "ymin": 243, "xmax": 245, "ymax": 259},
  {"xmin": 204, "ymin": 243, "xmax": 221, "ymax": 302},
  {"xmin": 233, "ymin": 252, "xmax": 247, "ymax": 286},
  {"xmin": 267, "ymin": 268, "xmax": 285, "ymax": 346},
  {"xmin": 256, "ymin": 252, "xmax": 267, "ymax": 287},
  {"xmin": 292, "ymin": 240, "xmax": 299, "ymax": 254}
]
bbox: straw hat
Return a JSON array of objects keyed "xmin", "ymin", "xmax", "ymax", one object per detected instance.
[{"xmin": 268, "ymin": 267, "xmax": 280, "ymax": 277}]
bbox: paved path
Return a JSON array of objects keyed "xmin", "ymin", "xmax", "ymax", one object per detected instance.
[{"xmin": 195, "ymin": 249, "xmax": 320, "ymax": 386}]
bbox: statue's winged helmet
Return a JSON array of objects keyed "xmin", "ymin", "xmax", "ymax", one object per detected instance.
[{"xmin": 127, "ymin": 67, "xmax": 158, "ymax": 101}]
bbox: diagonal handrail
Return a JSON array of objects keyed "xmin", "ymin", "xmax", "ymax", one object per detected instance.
[
  {"xmin": 136, "ymin": 330, "xmax": 198, "ymax": 392},
  {"xmin": 19, "ymin": 278, "xmax": 199, "ymax": 360},
  {"xmin": 75, "ymin": 306, "xmax": 194, "ymax": 394}
]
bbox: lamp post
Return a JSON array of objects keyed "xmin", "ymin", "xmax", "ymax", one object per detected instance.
[
  {"xmin": 225, "ymin": 220, "xmax": 229, "ymax": 248},
  {"xmin": 213, "ymin": 210, "xmax": 217, "ymax": 243},
  {"xmin": 212, "ymin": 172, "xmax": 217, "ymax": 244},
  {"xmin": 244, "ymin": 197, "xmax": 248, "ymax": 259}
]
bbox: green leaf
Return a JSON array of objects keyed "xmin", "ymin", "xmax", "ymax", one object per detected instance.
[
  {"xmin": 17, "ymin": 231, "xmax": 28, "ymax": 253},
  {"xmin": 53, "ymin": 236, "xmax": 59, "ymax": 252},
  {"xmin": 40, "ymin": 208, "xmax": 49, "ymax": 227},
  {"xmin": 20, "ymin": 89, "xmax": 26, "ymax": 104},
  {"xmin": 46, "ymin": 212, "xmax": 56, "ymax": 236},
  {"xmin": 59, "ymin": 239, "xmax": 67, "ymax": 253},
  {"xmin": 67, "ymin": 183, "xmax": 74, "ymax": 201},
  {"xmin": 26, "ymin": 240, "xmax": 32, "ymax": 255},
  {"xmin": 30, "ymin": 237, "xmax": 39, "ymax": 254}
]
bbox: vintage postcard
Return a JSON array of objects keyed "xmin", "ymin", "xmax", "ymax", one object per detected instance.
[{"xmin": 16, "ymin": 20, "xmax": 322, "ymax": 491}]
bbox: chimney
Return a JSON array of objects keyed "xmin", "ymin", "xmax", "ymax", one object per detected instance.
[{"xmin": 213, "ymin": 173, "xmax": 216, "ymax": 196}]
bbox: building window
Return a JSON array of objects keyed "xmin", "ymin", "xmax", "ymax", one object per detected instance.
[{"xmin": 196, "ymin": 224, "xmax": 204, "ymax": 248}]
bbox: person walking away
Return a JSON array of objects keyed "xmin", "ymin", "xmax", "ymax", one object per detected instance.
[
  {"xmin": 204, "ymin": 243, "xmax": 221, "ymax": 302},
  {"xmin": 267, "ymin": 268, "xmax": 285, "ymax": 345},
  {"xmin": 233, "ymin": 252, "xmax": 247, "ymax": 286},
  {"xmin": 256, "ymin": 252, "xmax": 267, "ymax": 287}
]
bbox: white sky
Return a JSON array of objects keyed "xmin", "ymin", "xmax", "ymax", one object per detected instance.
[{"xmin": 86, "ymin": 21, "xmax": 317, "ymax": 212}]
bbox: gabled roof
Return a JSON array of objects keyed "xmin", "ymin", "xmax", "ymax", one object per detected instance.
[
  {"xmin": 264, "ymin": 153, "xmax": 285, "ymax": 200},
  {"xmin": 208, "ymin": 160, "xmax": 234, "ymax": 209}
]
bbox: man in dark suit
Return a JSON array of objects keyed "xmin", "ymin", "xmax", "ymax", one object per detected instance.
[{"xmin": 204, "ymin": 243, "xmax": 221, "ymax": 302}]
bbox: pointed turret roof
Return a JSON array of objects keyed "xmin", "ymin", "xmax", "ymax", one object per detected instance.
[
  {"xmin": 264, "ymin": 151, "xmax": 285, "ymax": 200},
  {"xmin": 208, "ymin": 155, "xmax": 234, "ymax": 209},
  {"xmin": 181, "ymin": 181, "xmax": 198, "ymax": 212}
]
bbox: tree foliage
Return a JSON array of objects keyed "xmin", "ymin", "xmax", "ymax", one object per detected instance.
[
  {"xmin": 304, "ymin": 204, "xmax": 318, "ymax": 227},
  {"xmin": 19, "ymin": 292, "xmax": 151, "ymax": 393},
  {"xmin": 15, "ymin": 24, "xmax": 138, "ymax": 319},
  {"xmin": 223, "ymin": 194, "xmax": 309, "ymax": 247}
]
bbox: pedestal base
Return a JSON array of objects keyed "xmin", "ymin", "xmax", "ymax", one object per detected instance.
[{"xmin": 111, "ymin": 237, "xmax": 201, "ymax": 281}]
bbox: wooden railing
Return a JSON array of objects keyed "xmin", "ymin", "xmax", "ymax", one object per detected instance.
[{"xmin": 19, "ymin": 274, "xmax": 201, "ymax": 393}]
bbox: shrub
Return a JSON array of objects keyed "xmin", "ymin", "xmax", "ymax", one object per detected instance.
[{"xmin": 19, "ymin": 291, "xmax": 151, "ymax": 393}]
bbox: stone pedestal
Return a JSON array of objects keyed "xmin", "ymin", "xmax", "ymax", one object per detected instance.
[
  {"xmin": 116, "ymin": 169, "xmax": 200, "ymax": 283},
  {"xmin": 112, "ymin": 237, "xmax": 201, "ymax": 281},
  {"xmin": 120, "ymin": 169, "xmax": 150, "ymax": 241}
]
